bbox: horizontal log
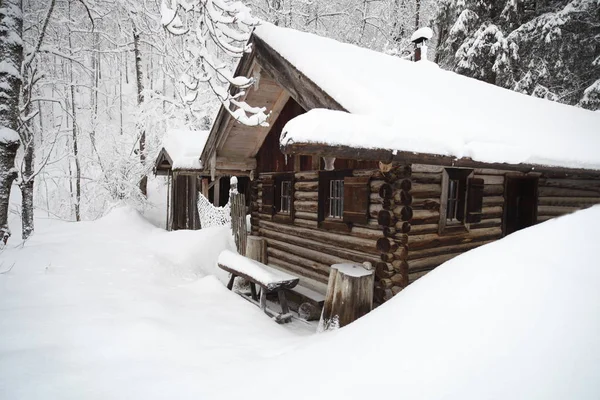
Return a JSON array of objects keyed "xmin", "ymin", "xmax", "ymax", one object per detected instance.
[
  {"xmin": 411, "ymin": 197, "xmax": 440, "ymax": 210},
  {"xmin": 369, "ymin": 204, "xmax": 384, "ymax": 219},
  {"xmin": 481, "ymin": 206, "xmax": 503, "ymax": 219},
  {"xmin": 411, "ymin": 164, "xmax": 444, "ymax": 173},
  {"xmin": 351, "ymin": 226, "xmax": 385, "ymax": 240},
  {"xmin": 295, "ymin": 200, "xmax": 318, "ymax": 213},
  {"xmin": 266, "ymin": 246, "xmax": 330, "ymax": 277},
  {"xmin": 392, "ymin": 259, "xmax": 408, "ymax": 272},
  {"xmin": 537, "ymin": 205, "xmax": 580, "ymax": 216},
  {"xmin": 393, "ymin": 221, "xmax": 411, "ymax": 234},
  {"xmin": 474, "ymin": 168, "xmax": 511, "ymax": 175},
  {"xmin": 537, "ymin": 215, "xmax": 554, "ymax": 223},
  {"xmin": 379, "ymin": 183, "xmax": 393, "ymax": 199},
  {"xmin": 265, "ymin": 236, "xmax": 358, "ymax": 269},
  {"xmin": 393, "ymin": 205, "xmax": 413, "ymax": 221},
  {"xmin": 375, "ymin": 262, "xmax": 394, "ymax": 279},
  {"xmin": 408, "ymin": 240, "xmax": 494, "ymax": 261},
  {"xmin": 295, "ymin": 181, "xmax": 318, "ymax": 191},
  {"xmin": 538, "ymin": 178, "xmax": 600, "ymax": 191},
  {"xmin": 409, "ymin": 270, "xmax": 431, "ymax": 283},
  {"xmin": 259, "ymin": 220, "xmax": 380, "ymax": 255},
  {"xmin": 377, "ymin": 210, "xmax": 395, "ymax": 227},
  {"xmin": 411, "ymin": 210, "xmax": 440, "ymax": 225},
  {"xmin": 377, "ymin": 238, "xmax": 399, "ymax": 253},
  {"xmin": 475, "ymin": 174, "xmax": 504, "ymax": 185},
  {"xmin": 409, "ymin": 223, "xmax": 439, "ymax": 235},
  {"xmin": 353, "ymin": 169, "xmax": 381, "ymax": 178},
  {"xmin": 409, "ymin": 227, "xmax": 502, "ymax": 251},
  {"xmin": 483, "ymin": 184, "xmax": 504, "ymax": 195},
  {"xmin": 410, "ymin": 183, "xmax": 442, "ymax": 198},
  {"xmin": 294, "ymin": 191, "xmax": 318, "ymax": 201},
  {"xmin": 267, "ymin": 253, "xmax": 329, "ymax": 284},
  {"xmin": 482, "ymin": 196, "xmax": 504, "ymax": 206},
  {"xmin": 411, "ymin": 172, "xmax": 442, "ymax": 184},
  {"xmin": 295, "ymin": 211, "xmax": 318, "ymax": 221},
  {"xmin": 408, "ymin": 252, "xmax": 462, "ymax": 272},
  {"xmin": 295, "ymin": 171, "xmax": 319, "ymax": 181},
  {"xmin": 294, "ymin": 218, "xmax": 318, "ymax": 228},
  {"xmin": 469, "ymin": 218, "xmax": 502, "ymax": 229},
  {"xmin": 537, "ymin": 196, "xmax": 600, "ymax": 207},
  {"xmin": 370, "ymin": 180, "xmax": 385, "ymax": 193},
  {"xmin": 538, "ymin": 187, "xmax": 600, "ymax": 198}
]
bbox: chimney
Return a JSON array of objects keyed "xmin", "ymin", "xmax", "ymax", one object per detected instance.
[{"xmin": 411, "ymin": 27, "xmax": 433, "ymax": 62}]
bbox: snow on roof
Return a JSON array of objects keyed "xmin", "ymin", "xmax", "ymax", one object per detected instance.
[
  {"xmin": 162, "ymin": 129, "xmax": 209, "ymax": 170},
  {"xmin": 253, "ymin": 23, "xmax": 600, "ymax": 171},
  {"xmin": 411, "ymin": 26, "xmax": 433, "ymax": 42}
]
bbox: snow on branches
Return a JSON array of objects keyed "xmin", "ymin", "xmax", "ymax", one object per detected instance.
[{"xmin": 160, "ymin": 0, "xmax": 269, "ymax": 126}]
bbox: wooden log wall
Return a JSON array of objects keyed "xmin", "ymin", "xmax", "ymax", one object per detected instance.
[
  {"xmin": 374, "ymin": 164, "xmax": 411, "ymax": 304},
  {"xmin": 250, "ymin": 169, "xmax": 384, "ymax": 294},
  {"xmin": 406, "ymin": 165, "xmax": 504, "ymax": 283},
  {"xmin": 536, "ymin": 174, "xmax": 600, "ymax": 222}
]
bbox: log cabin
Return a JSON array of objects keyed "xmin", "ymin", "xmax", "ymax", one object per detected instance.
[
  {"xmin": 200, "ymin": 23, "xmax": 600, "ymax": 304},
  {"xmin": 154, "ymin": 129, "xmax": 208, "ymax": 230}
]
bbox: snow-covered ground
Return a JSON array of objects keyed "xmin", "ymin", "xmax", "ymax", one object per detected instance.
[{"xmin": 1, "ymin": 197, "xmax": 599, "ymax": 399}]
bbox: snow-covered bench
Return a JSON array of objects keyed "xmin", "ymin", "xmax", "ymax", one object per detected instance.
[{"xmin": 217, "ymin": 250, "xmax": 300, "ymax": 323}]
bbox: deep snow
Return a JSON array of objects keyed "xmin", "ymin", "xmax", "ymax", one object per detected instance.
[{"xmin": 1, "ymin": 197, "xmax": 599, "ymax": 399}]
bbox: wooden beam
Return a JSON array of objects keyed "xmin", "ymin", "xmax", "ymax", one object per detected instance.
[{"xmin": 281, "ymin": 142, "xmax": 600, "ymax": 177}]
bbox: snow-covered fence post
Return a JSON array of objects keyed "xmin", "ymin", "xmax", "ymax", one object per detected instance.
[{"xmin": 229, "ymin": 177, "xmax": 247, "ymax": 255}]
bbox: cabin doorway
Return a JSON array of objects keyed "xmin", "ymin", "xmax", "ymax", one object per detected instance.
[{"xmin": 504, "ymin": 176, "xmax": 538, "ymax": 236}]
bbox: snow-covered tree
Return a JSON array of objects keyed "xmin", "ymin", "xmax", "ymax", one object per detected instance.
[
  {"xmin": 435, "ymin": 0, "xmax": 600, "ymax": 110},
  {"xmin": 160, "ymin": 0, "xmax": 268, "ymax": 127},
  {"xmin": 0, "ymin": 0, "xmax": 24, "ymax": 243}
]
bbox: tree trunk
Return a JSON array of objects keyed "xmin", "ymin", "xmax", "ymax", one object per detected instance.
[
  {"xmin": 414, "ymin": 0, "xmax": 421, "ymax": 30},
  {"xmin": 0, "ymin": 0, "xmax": 24, "ymax": 242},
  {"xmin": 68, "ymin": 1, "xmax": 81, "ymax": 221},
  {"xmin": 318, "ymin": 263, "xmax": 374, "ymax": 331},
  {"xmin": 133, "ymin": 26, "xmax": 147, "ymax": 196}
]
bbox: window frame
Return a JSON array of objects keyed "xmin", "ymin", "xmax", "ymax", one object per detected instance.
[
  {"xmin": 318, "ymin": 169, "xmax": 352, "ymax": 231},
  {"xmin": 439, "ymin": 168, "xmax": 473, "ymax": 234},
  {"xmin": 273, "ymin": 173, "xmax": 295, "ymax": 223}
]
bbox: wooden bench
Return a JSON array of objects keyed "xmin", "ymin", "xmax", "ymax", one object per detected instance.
[{"xmin": 217, "ymin": 250, "xmax": 300, "ymax": 323}]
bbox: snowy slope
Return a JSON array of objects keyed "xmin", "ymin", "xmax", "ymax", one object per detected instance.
[
  {"xmin": 253, "ymin": 23, "xmax": 600, "ymax": 170},
  {"xmin": 215, "ymin": 206, "xmax": 600, "ymax": 399},
  {"xmin": 0, "ymin": 207, "xmax": 307, "ymax": 399}
]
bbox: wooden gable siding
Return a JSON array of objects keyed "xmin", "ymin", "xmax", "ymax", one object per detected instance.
[
  {"xmin": 251, "ymin": 169, "xmax": 385, "ymax": 294},
  {"xmin": 256, "ymin": 98, "xmax": 306, "ymax": 173}
]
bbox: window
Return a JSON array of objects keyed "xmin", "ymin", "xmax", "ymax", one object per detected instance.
[
  {"xmin": 328, "ymin": 179, "xmax": 344, "ymax": 218},
  {"xmin": 446, "ymin": 178, "xmax": 461, "ymax": 223},
  {"xmin": 440, "ymin": 168, "xmax": 475, "ymax": 232},
  {"xmin": 318, "ymin": 170, "xmax": 369, "ymax": 231},
  {"xmin": 280, "ymin": 180, "xmax": 292, "ymax": 214}
]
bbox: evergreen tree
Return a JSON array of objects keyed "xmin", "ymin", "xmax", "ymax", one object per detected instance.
[{"xmin": 435, "ymin": 0, "xmax": 600, "ymax": 110}]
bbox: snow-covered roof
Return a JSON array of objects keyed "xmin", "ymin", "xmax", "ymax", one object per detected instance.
[
  {"xmin": 252, "ymin": 23, "xmax": 600, "ymax": 171},
  {"xmin": 161, "ymin": 129, "xmax": 209, "ymax": 170}
]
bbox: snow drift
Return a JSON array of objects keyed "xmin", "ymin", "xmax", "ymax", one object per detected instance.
[{"xmin": 215, "ymin": 206, "xmax": 600, "ymax": 400}]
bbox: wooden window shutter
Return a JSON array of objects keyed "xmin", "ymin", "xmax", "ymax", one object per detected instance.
[
  {"xmin": 261, "ymin": 178, "xmax": 275, "ymax": 216},
  {"xmin": 343, "ymin": 176, "xmax": 370, "ymax": 224},
  {"xmin": 466, "ymin": 177, "xmax": 484, "ymax": 223},
  {"xmin": 317, "ymin": 171, "xmax": 333, "ymax": 222}
]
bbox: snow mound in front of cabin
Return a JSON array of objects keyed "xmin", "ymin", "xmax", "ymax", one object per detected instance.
[
  {"xmin": 216, "ymin": 206, "xmax": 600, "ymax": 400},
  {"xmin": 0, "ymin": 207, "xmax": 305, "ymax": 399}
]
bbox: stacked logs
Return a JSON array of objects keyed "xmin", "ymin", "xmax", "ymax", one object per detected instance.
[{"xmin": 374, "ymin": 164, "xmax": 412, "ymax": 304}]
